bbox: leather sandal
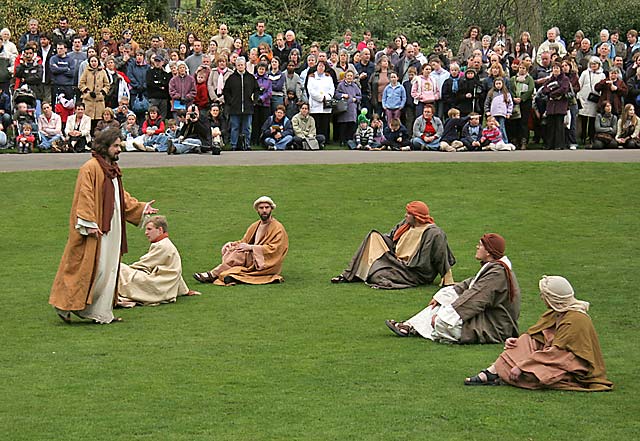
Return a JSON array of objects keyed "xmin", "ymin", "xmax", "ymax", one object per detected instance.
[
  {"xmin": 385, "ymin": 320, "xmax": 415, "ymax": 337},
  {"xmin": 464, "ymin": 369, "xmax": 501, "ymax": 386},
  {"xmin": 193, "ymin": 271, "xmax": 216, "ymax": 283}
]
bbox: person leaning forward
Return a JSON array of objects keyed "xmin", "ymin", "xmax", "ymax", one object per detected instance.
[
  {"xmin": 193, "ymin": 196, "xmax": 289, "ymax": 286},
  {"xmin": 331, "ymin": 201, "xmax": 456, "ymax": 289},
  {"xmin": 49, "ymin": 128, "xmax": 158, "ymax": 324}
]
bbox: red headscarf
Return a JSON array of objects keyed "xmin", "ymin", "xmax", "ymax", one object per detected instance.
[
  {"xmin": 393, "ymin": 201, "xmax": 435, "ymax": 241},
  {"xmin": 481, "ymin": 233, "xmax": 516, "ymax": 302}
]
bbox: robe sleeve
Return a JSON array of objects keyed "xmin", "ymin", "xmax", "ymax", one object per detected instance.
[
  {"xmin": 251, "ymin": 227, "xmax": 287, "ymax": 270},
  {"xmin": 74, "ymin": 165, "xmax": 99, "ymax": 224},
  {"xmin": 451, "ymin": 267, "xmax": 504, "ymax": 322},
  {"xmin": 122, "ymin": 189, "xmax": 146, "ymax": 226},
  {"xmin": 128, "ymin": 242, "xmax": 164, "ymax": 274}
]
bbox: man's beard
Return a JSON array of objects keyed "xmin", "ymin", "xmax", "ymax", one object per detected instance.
[
  {"xmin": 260, "ymin": 213, "xmax": 271, "ymax": 221},
  {"xmin": 107, "ymin": 152, "xmax": 119, "ymax": 162}
]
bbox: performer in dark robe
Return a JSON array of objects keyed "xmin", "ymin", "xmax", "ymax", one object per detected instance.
[
  {"xmin": 331, "ymin": 201, "xmax": 456, "ymax": 289},
  {"xmin": 386, "ymin": 233, "xmax": 520, "ymax": 344}
]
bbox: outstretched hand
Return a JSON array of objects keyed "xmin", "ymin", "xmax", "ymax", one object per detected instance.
[{"xmin": 144, "ymin": 200, "xmax": 159, "ymax": 215}]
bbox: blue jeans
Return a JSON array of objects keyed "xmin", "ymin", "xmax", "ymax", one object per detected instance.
[
  {"xmin": 265, "ymin": 135, "xmax": 293, "ymax": 150},
  {"xmin": 230, "ymin": 114, "xmax": 252, "ymax": 150},
  {"xmin": 174, "ymin": 138, "xmax": 202, "ymax": 154},
  {"xmin": 144, "ymin": 133, "xmax": 169, "ymax": 152},
  {"xmin": 39, "ymin": 133, "xmax": 63, "ymax": 149},
  {"xmin": 496, "ymin": 116, "xmax": 509, "ymax": 143},
  {"xmin": 411, "ymin": 136, "xmax": 441, "ymax": 151}
]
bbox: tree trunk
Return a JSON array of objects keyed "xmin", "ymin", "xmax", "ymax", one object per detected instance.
[{"xmin": 514, "ymin": 0, "xmax": 544, "ymax": 45}]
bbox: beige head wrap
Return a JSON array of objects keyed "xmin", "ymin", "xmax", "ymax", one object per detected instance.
[
  {"xmin": 539, "ymin": 275, "xmax": 590, "ymax": 314},
  {"xmin": 253, "ymin": 196, "xmax": 276, "ymax": 210}
]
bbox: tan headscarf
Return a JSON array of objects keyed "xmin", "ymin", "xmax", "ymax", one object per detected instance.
[{"xmin": 539, "ymin": 275, "xmax": 590, "ymax": 315}]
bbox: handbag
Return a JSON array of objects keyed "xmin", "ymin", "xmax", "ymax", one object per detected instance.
[
  {"xmin": 302, "ymin": 137, "xmax": 320, "ymax": 150},
  {"xmin": 324, "ymin": 98, "xmax": 348, "ymax": 114},
  {"xmin": 132, "ymin": 94, "xmax": 149, "ymax": 112},
  {"xmin": 587, "ymin": 92, "xmax": 600, "ymax": 103}
]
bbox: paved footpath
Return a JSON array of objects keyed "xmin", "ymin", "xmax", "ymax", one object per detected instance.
[{"xmin": 1, "ymin": 149, "xmax": 640, "ymax": 172}]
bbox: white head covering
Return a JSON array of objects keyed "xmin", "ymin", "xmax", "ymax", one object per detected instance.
[
  {"xmin": 539, "ymin": 275, "xmax": 590, "ymax": 314},
  {"xmin": 253, "ymin": 196, "xmax": 276, "ymax": 210}
]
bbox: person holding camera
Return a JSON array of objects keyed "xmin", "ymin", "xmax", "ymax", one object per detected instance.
[{"xmin": 167, "ymin": 104, "xmax": 212, "ymax": 154}]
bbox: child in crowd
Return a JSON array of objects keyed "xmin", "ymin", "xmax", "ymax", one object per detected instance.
[
  {"xmin": 484, "ymin": 78, "xmax": 513, "ymax": 143},
  {"xmin": 460, "ymin": 112, "xmax": 486, "ymax": 151},
  {"xmin": 137, "ymin": 105, "xmax": 169, "ymax": 152},
  {"xmin": 370, "ymin": 113, "xmax": 385, "ymax": 146},
  {"xmin": 382, "ymin": 72, "xmax": 406, "ymax": 124},
  {"xmin": 481, "ymin": 115, "xmax": 516, "ymax": 150},
  {"xmin": 16, "ymin": 123, "xmax": 36, "ymax": 153},
  {"xmin": 165, "ymin": 118, "xmax": 179, "ymax": 140},
  {"xmin": 121, "ymin": 114, "xmax": 141, "ymax": 151},
  {"xmin": 381, "ymin": 118, "xmax": 411, "ymax": 150},
  {"xmin": 194, "ymin": 70, "xmax": 210, "ymax": 110},
  {"xmin": 439, "ymin": 107, "xmax": 468, "ymax": 152},
  {"xmin": 285, "ymin": 90, "xmax": 299, "ymax": 120},
  {"xmin": 13, "ymin": 103, "xmax": 36, "ymax": 144},
  {"xmin": 348, "ymin": 111, "xmax": 375, "ymax": 150}
]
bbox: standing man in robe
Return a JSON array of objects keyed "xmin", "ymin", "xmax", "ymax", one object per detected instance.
[
  {"xmin": 49, "ymin": 128, "xmax": 158, "ymax": 324},
  {"xmin": 331, "ymin": 201, "xmax": 456, "ymax": 289},
  {"xmin": 117, "ymin": 215, "xmax": 199, "ymax": 307},
  {"xmin": 193, "ymin": 196, "xmax": 288, "ymax": 286}
]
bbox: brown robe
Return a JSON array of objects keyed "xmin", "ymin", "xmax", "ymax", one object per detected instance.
[
  {"xmin": 214, "ymin": 218, "xmax": 288, "ymax": 285},
  {"xmin": 49, "ymin": 158, "xmax": 146, "ymax": 311},
  {"xmin": 495, "ymin": 309, "xmax": 613, "ymax": 391},
  {"xmin": 452, "ymin": 262, "xmax": 520, "ymax": 344}
]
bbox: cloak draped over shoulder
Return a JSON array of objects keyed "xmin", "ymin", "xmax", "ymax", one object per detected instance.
[
  {"xmin": 215, "ymin": 218, "xmax": 289, "ymax": 285},
  {"xmin": 452, "ymin": 261, "xmax": 520, "ymax": 344},
  {"xmin": 495, "ymin": 309, "xmax": 613, "ymax": 391},
  {"xmin": 342, "ymin": 219, "xmax": 456, "ymax": 289},
  {"xmin": 49, "ymin": 158, "xmax": 146, "ymax": 311}
]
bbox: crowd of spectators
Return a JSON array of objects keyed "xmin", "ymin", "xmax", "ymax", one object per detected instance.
[{"xmin": 2, "ymin": 17, "xmax": 640, "ymax": 154}]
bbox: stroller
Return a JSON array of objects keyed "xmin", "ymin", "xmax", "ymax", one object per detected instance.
[{"xmin": 12, "ymin": 85, "xmax": 39, "ymax": 151}]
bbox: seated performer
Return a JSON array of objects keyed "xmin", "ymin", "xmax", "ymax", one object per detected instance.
[
  {"xmin": 464, "ymin": 275, "xmax": 613, "ymax": 391},
  {"xmin": 193, "ymin": 196, "xmax": 289, "ymax": 285},
  {"xmin": 331, "ymin": 201, "xmax": 456, "ymax": 289},
  {"xmin": 385, "ymin": 233, "xmax": 520, "ymax": 343},
  {"xmin": 117, "ymin": 216, "xmax": 200, "ymax": 307}
]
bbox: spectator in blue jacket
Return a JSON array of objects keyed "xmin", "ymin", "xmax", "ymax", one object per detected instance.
[
  {"xmin": 49, "ymin": 42, "xmax": 76, "ymax": 99},
  {"xmin": 382, "ymin": 72, "xmax": 406, "ymax": 125}
]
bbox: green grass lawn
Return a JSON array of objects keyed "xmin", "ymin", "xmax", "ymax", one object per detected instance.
[{"xmin": 1, "ymin": 162, "xmax": 639, "ymax": 440}]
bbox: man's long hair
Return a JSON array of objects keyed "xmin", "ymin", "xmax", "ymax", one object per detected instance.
[{"xmin": 93, "ymin": 128, "xmax": 121, "ymax": 156}]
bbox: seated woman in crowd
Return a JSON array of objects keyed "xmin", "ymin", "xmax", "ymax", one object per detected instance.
[
  {"xmin": 615, "ymin": 103, "xmax": 640, "ymax": 148},
  {"xmin": 94, "ymin": 108, "xmax": 120, "ymax": 134},
  {"xmin": 592, "ymin": 101, "xmax": 618, "ymax": 149},
  {"xmin": 464, "ymin": 275, "xmax": 613, "ymax": 391},
  {"xmin": 386, "ymin": 233, "xmax": 520, "ymax": 344}
]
